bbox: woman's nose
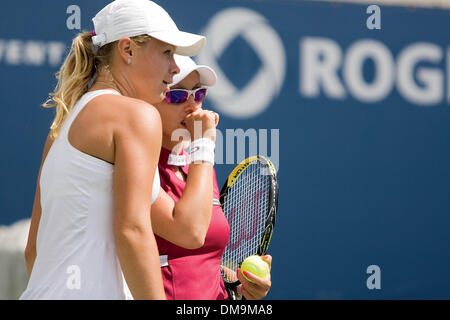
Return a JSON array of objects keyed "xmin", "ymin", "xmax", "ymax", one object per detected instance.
[{"xmin": 170, "ymin": 57, "xmax": 180, "ymax": 76}]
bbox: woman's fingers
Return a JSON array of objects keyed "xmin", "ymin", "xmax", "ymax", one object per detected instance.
[
  {"xmin": 261, "ymin": 254, "xmax": 272, "ymax": 270},
  {"xmin": 236, "ymin": 266, "xmax": 271, "ymax": 300},
  {"xmin": 183, "ymin": 109, "xmax": 217, "ymax": 141}
]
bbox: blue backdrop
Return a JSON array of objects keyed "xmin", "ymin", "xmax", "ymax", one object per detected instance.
[{"xmin": 0, "ymin": 0, "xmax": 449, "ymax": 299}]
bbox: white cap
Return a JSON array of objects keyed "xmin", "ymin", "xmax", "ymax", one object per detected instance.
[
  {"xmin": 170, "ymin": 55, "xmax": 217, "ymax": 87},
  {"xmin": 92, "ymin": 0, "xmax": 205, "ymax": 56}
]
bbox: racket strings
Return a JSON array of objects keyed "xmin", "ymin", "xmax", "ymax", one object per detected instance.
[{"xmin": 221, "ymin": 161, "xmax": 270, "ymax": 283}]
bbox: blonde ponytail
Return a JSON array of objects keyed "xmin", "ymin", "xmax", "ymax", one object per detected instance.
[{"xmin": 43, "ymin": 32, "xmax": 96, "ymax": 139}]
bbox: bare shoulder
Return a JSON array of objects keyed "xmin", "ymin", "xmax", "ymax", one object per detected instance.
[{"xmin": 92, "ymin": 94, "xmax": 162, "ymax": 135}]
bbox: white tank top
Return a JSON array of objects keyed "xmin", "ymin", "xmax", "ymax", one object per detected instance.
[{"xmin": 20, "ymin": 90, "xmax": 160, "ymax": 299}]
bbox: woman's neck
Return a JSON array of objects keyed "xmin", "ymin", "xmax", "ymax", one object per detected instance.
[{"xmin": 91, "ymin": 68, "xmax": 136, "ymax": 98}]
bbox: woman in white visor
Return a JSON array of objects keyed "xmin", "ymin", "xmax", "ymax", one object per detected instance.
[{"xmin": 150, "ymin": 55, "xmax": 272, "ymax": 300}]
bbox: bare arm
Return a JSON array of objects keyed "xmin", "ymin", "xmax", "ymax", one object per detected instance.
[
  {"xmin": 151, "ymin": 109, "xmax": 216, "ymax": 249},
  {"xmin": 151, "ymin": 162, "xmax": 213, "ymax": 249},
  {"xmin": 24, "ymin": 134, "xmax": 53, "ymax": 277},
  {"xmin": 113, "ymin": 101, "xmax": 165, "ymax": 300}
]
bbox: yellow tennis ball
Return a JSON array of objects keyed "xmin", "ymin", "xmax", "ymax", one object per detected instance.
[{"xmin": 240, "ymin": 255, "xmax": 269, "ymax": 283}]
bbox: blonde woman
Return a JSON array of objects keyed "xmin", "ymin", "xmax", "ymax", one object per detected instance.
[{"xmin": 20, "ymin": 0, "xmax": 207, "ymax": 300}]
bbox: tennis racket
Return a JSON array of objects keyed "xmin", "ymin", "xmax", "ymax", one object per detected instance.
[{"xmin": 219, "ymin": 155, "xmax": 278, "ymax": 300}]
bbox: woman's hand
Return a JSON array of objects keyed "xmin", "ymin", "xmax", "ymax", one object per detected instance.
[
  {"xmin": 184, "ymin": 108, "xmax": 218, "ymax": 142},
  {"xmin": 236, "ymin": 255, "xmax": 272, "ymax": 300}
]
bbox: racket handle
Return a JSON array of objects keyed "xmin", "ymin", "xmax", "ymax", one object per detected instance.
[
  {"xmin": 226, "ymin": 287, "xmax": 235, "ymax": 300},
  {"xmin": 226, "ymin": 286, "xmax": 245, "ymax": 300}
]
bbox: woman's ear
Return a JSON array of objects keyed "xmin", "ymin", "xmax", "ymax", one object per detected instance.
[{"xmin": 117, "ymin": 38, "xmax": 133, "ymax": 64}]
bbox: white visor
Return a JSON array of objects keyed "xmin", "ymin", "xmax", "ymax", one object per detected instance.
[{"xmin": 170, "ymin": 55, "xmax": 217, "ymax": 87}]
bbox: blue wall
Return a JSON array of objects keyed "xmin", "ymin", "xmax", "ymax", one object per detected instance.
[{"xmin": 1, "ymin": 0, "xmax": 449, "ymax": 299}]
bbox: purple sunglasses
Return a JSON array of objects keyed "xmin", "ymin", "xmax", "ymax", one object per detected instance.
[{"xmin": 165, "ymin": 87, "xmax": 208, "ymax": 104}]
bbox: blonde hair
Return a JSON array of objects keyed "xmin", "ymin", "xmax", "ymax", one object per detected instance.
[{"xmin": 43, "ymin": 32, "xmax": 151, "ymax": 139}]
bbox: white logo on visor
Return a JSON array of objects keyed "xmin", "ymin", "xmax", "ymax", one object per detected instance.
[{"xmin": 197, "ymin": 8, "xmax": 286, "ymax": 118}]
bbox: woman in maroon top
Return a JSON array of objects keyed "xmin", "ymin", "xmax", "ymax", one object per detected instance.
[{"xmin": 150, "ymin": 55, "xmax": 272, "ymax": 300}]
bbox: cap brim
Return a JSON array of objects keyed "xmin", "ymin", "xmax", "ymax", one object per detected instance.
[{"xmin": 150, "ymin": 31, "xmax": 206, "ymax": 56}]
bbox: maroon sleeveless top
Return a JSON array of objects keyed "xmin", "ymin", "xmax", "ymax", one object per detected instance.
[{"xmin": 156, "ymin": 147, "xmax": 230, "ymax": 300}]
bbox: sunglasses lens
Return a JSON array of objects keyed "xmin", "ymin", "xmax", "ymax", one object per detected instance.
[
  {"xmin": 166, "ymin": 90, "xmax": 188, "ymax": 104},
  {"xmin": 194, "ymin": 88, "xmax": 207, "ymax": 102}
]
